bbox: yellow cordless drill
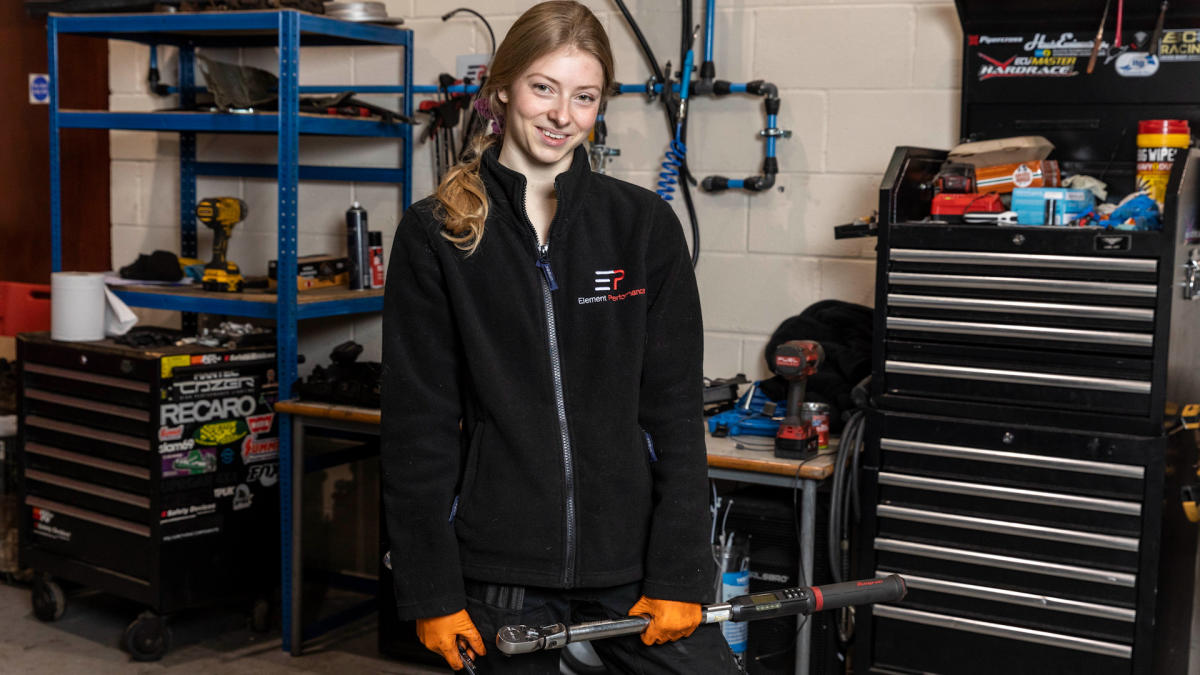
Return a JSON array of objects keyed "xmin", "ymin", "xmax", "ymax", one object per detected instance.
[{"xmin": 196, "ymin": 197, "xmax": 247, "ymax": 292}]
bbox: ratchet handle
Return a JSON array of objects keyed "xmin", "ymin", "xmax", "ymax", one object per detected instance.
[{"xmin": 810, "ymin": 574, "xmax": 907, "ymax": 612}]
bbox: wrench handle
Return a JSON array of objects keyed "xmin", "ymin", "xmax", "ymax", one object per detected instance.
[{"xmin": 567, "ymin": 615, "xmax": 650, "ymax": 643}]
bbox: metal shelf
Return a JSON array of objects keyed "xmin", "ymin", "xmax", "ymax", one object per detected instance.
[
  {"xmin": 46, "ymin": 10, "xmax": 411, "ymax": 655},
  {"xmin": 59, "ymin": 110, "xmax": 409, "ymax": 137},
  {"xmin": 110, "ymin": 285, "xmax": 384, "ymax": 320},
  {"xmin": 50, "ymin": 10, "xmax": 411, "ymax": 47}
]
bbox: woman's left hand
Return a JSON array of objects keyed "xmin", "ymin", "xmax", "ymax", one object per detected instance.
[{"xmin": 627, "ymin": 595, "xmax": 702, "ymax": 646}]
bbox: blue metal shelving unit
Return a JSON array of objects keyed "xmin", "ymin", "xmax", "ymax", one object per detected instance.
[{"xmin": 45, "ymin": 9, "xmax": 413, "ymax": 654}]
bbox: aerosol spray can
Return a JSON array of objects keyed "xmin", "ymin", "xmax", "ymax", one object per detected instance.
[
  {"xmin": 717, "ymin": 533, "xmax": 750, "ymax": 666},
  {"xmin": 368, "ymin": 231, "xmax": 385, "ymax": 289},
  {"xmin": 346, "ymin": 202, "xmax": 370, "ymax": 290}
]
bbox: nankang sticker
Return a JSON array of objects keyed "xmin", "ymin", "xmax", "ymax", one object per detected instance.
[
  {"xmin": 160, "ymin": 395, "xmax": 257, "ymax": 425},
  {"xmin": 192, "ymin": 419, "xmax": 250, "ymax": 446},
  {"xmin": 241, "ymin": 436, "xmax": 279, "ymax": 465},
  {"xmin": 162, "ymin": 448, "xmax": 218, "ymax": 479},
  {"xmin": 1160, "ymin": 29, "xmax": 1200, "ymax": 61}
]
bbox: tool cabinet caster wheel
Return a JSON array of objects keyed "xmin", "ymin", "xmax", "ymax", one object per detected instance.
[
  {"xmin": 250, "ymin": 597, "xmax": 271, "ymax": 633},
  {"xmin": 123, "ymin": 611, "xmax": 171, "ymax": 662},
  {"xmin": 31, "ymin": 575, "xmax": 66, "ymax": 622}
]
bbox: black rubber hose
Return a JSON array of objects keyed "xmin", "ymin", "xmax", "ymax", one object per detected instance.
[{"xmin": 441, "ymin": 7, "xmax": 496, "ymax": 57}]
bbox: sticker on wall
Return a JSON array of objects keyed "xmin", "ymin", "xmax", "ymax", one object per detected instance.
[{"xmin": 29, "ymin": 74, "xmax": 49, "ymax": 105}]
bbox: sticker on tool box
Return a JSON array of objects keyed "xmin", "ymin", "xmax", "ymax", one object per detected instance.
[
  {"xmin": 168, "ymin": 370, "xmax": 259, "ymax": 401},
  {"xmin": 193, "ymin": 419, "xmax": 249, "ymax": 446},
  {"xmin": 246, "ymin": 413, "xmax": 274, "ymax": 435},
  {"xmin": 160, "ymin": 501, "xmax": 216, "ymax": 523},
  {"xmin": 159, "ymin": 425, "xmax": 184, "ymax": 442},
  {"xmin": 159, "ymin": 438, "xmax": 197, "ymax": 455},
  {"xmin": 246, "ymin": 462, "xmax": 278, "ymax": 487},
  {"xmin": 1160, "ymin": 29, "xmax": 1200, "ymax": 62},
  {"xmin": 31, "ymin": 507, "xmax": 71, "ymax": 542},
  {"xmin": 1095, "ymin": 234, "xmax": 1132, "ymax": 251},
  {"xmin": 241, "ymin": 436, "xmax": 278, "ymax": 464},
  {"xmin": 162, "ymin": 448, "xmax": 218, "ymax": 478},
  {"xmin": 161, "ymin": 395, "xmax": 258, "ymax": 426},
  {"xmin": 160, "ymin": 507, "xmax": 222, "ymax": 542},
  {"xmin": 161, "ymin": 351, "xmax": 275, "ymax": 379},
  {"xmin": 232, "ymin": 484, "xmax": 253, "ymax": 511}
]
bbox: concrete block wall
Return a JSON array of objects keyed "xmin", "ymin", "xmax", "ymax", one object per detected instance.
[{"xmin": 107, "ymin": 0, "xmax": 962, "ymax": 380}]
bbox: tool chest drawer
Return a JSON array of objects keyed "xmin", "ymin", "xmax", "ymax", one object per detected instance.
[{"xmin": 16, "ymin": 333, "xmax": 282, "ymax": 612}]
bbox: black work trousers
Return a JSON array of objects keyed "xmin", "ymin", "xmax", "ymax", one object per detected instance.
[{"xmin": 462, "ymin": 579, "xmax": 742, "ymax": 674}]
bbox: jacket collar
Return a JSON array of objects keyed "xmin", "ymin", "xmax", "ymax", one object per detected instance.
[{"xmin": 479, "ymin": 143, "xmax": 592, "ymax": 240}]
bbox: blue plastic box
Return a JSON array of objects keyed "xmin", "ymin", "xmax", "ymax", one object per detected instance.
[{"xmin": 1012, "ymin": 187, "xmax": 1093, "ymax": 225}]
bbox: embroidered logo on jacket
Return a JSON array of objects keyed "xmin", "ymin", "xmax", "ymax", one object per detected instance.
[
  {"xmin": 579, "ymin": 268, "xmax": 645, "ymax": 305},
  {"xmin": 594, "ymin": 269, "xmax": 625, "ymax": 291}
]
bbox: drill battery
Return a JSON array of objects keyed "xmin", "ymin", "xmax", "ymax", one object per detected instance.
[{"xmin": 930, "ymin": 192, "xmax": 1005, "ymax": 224}]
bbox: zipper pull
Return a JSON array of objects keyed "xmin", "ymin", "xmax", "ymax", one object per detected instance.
[{"xmin": 535, "ymin": 244, "xmax": 559, "ymax": 291}]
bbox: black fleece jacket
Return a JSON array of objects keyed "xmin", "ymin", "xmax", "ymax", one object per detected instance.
[{"xmin": 381, "ymin": 145, "xmax": 711, "ymax": 620}]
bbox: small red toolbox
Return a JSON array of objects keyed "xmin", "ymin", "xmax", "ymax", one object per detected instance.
[
  {"xmin": 0, "ymin": 282, "xmax": 51, "ymax": 337},
  {"xmin": 930, "ymin": 193, "xmax": 1005, "ymax": 224}
]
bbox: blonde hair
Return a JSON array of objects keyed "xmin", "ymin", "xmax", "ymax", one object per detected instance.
[{"xmin": 436, "ymin": 1, "xmax": 614, "ymax": 255}]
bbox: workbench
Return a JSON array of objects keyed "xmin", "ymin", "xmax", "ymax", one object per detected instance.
[{"xmin": 274, "ymin": 399, "xmax": 835, "ymax": 674}]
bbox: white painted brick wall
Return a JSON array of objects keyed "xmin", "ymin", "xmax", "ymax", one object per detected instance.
[{"xmin": 105, "ymin": 1, "xmax": 962, "ymax": 379}]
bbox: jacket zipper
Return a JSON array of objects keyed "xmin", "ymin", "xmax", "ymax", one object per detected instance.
[{"xmin": 521, "ymin": 186, "xmax": 577, "ymax": 586}]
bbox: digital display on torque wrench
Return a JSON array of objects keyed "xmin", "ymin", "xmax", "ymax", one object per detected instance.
[{"xmin": 747, "ymin": 593, "xmax": 782, "ymax": 611}]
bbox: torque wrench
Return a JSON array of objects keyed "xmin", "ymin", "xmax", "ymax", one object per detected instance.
[{"xmin": 495, "ymin": 574, "xmax": 907, "ymax": 655}]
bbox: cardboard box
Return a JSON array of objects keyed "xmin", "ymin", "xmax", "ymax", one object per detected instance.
[
  {"xmin": 948, "ymin": 136, "xmax": 1054, "ymax": 168},
  {"xmin": 267, "ymin": 255, "xmax": 350, "ymax": 291}
]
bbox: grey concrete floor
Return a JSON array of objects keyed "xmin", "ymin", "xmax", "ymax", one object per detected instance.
[{"xmin": 0, "ymin": 579, "xmax": 445, "ymax": 674}]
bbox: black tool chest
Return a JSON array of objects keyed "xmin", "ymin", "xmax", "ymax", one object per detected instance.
[
  {"xmin": 856, "ymin": 143, "xmax": 1200, "ymax": 674},
  {"xmin": 16, "ymin": 333, "xmax": 280, "ymax": 645}
]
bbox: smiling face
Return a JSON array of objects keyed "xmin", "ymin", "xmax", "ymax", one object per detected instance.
[{"xmin": 496, "ymin": 46, "xmax": 604, "ymax": 178}]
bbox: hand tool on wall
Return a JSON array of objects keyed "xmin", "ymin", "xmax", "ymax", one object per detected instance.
[
  {"xmin": 1088, "ymin": 0, "xmax": 1113, "ymax": 74},
  {"xmin": 196, "ymin": 197, "xmax": 247, "ymax": 292},
  {"xmin": 1151, "ymin": 1, "xmax": 1169, "ymax": 56},
  {"xmin": 772, "ymin": 340, "xmax": 824, "ymax": 460},
  {"xmin": 495, "ymin": 575, "xmax": 907, "ymax": 655},
  {"xmin": 1115, "ymin": 0, "xmax": 1125, "ymax": 47}
]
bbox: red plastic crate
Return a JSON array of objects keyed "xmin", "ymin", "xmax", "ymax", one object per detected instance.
[{"xmin": 0, "ymin": 282, "xmax": 52, "ymax": 337}]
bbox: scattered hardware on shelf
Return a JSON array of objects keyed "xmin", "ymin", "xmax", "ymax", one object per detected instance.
[
  {"xmin": 268, "ymin": 255, "xmax": 351, "ymax": 292},
  {"xmin": 295, "ymin": 340, "xmax": 380, "ymax": 409},
  {"xmin": 112, "ymin": 327, "xmax": 185, "ymax": 348},
  {"xmin": 179, "ymin": 322, "xmax": 275, "ymax": 349}
]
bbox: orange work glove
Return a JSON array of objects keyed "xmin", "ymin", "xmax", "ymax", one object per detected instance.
[
  {"xmin": 627, "ymin": 595, "xmax": 703, "ymax": 646},
  {"xmin": 415, "ymin": 609, "xmax": 486, "ymax": 671}
]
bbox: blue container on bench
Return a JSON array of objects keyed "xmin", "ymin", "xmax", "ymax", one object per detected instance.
[{"xmin": 1012, "ymin": 187, "xmax": 1094, "ymax": 225}]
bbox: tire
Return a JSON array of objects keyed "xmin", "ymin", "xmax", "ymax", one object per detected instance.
[
  {"xmin": 123, "ymin": 611, "xmax": 171, "ymax": 662},
  {"xmin": 31, "ymin": 575, "xmax": 66, "ymax": 622}
]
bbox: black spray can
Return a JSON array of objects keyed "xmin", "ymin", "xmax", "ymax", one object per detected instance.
[{"xmin": 346, "ymin": 202, "xmax": 370, "ymax": 290}]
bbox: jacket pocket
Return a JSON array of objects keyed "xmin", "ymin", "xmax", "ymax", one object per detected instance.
[{"xmin": 454, "ymin": 418, "xmax": 487, "ymax": 522}]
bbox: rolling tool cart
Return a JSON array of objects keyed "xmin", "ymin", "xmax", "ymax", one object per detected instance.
[
  {"xmin": 16, "ymin": 333, "xmax": 280, "ymax": 661},
  {"xmin": 856, "ymin": 3, "xmax": 1200, "ymax": 672}
]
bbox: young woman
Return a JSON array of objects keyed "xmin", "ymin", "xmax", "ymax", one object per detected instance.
[{"xmin": 381, "ymin": 2, "xmax": 737, "ymax": 672}]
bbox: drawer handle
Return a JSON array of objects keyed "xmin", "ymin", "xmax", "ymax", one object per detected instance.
[
  {"xmin": 25, "ymin": 469, "xmax": 151, "ymax": 509},
  {"xmin": 25, "ymin": 495, "xmax": 150, "ymax": 538},
  {"xmin": 872, "ymin": 604, "xmax": 1132, "ymax": 658},
  {"xmin": 874, "ymin": 537, "xmax": 1136, "ymax": 587},
  {"xmin": 885, "ymin": 360, "xmax": 1152, "ymax": 395},
  {"xmin": 890, "ymin": 248, "xmax": 1156, "ymax": 273},
  {"xmin": 887, "ymin": 316, "xmax": 1153, "ymax": 347},
  {"xmin": 888, "ymin": 272, "xmax": 1158, "ymax": 298},
  {"xmin": 888, "ymin": 294, "xmax": 1154, "ymax": 322},
  {"xmin": 879, "ymin": 471, "xmax": 1142, "ymax": 515},
  {"xmin": 25, "ymin": 388, "xmax": 151, "ymax": 422},
  {"xmin": 880, "ymin": 437, "xmax": 1145, "ymax": 479},
  {"xmin": 24, "ymin": 442, "xmax": 151, "ymax": 480},
  {"xmin": 877, "ymin": 504, "xmax": 1139, "ymax": 551},
  {"xmin": 876, "ymin": 571, "xmax": 1136, "ymax": 623},
  {"xmin": 22, "ymin": 362, "xmax": 151, "ymax": 392},
  {"xmin": 25, "ymin": 415, "xmax": 151, "ymax": 452}
]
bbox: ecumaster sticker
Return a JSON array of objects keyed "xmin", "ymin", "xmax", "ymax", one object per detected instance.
[
  {"xmin": 193, "ymin": 419, "xmax": 250, "ymax": 446},
  {"xmin": 241, "ymin": 436, "xmax": 279, "ymax": 464},
  {"xmin": 977, "ymin": 51, "xmax": 1079, "ymax": 80},
  {"xmin": 162, "ymin": 448, "xmax": 218, "ymax": 478},
  {"xmin": 1160, "ymin": 29, "xmax": 1200, "ymax": 62}
]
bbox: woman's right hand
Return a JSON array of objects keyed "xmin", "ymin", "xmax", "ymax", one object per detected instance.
[{"xmin": 415, "ymin": 609, "xmax": 486, "ymax": 670}]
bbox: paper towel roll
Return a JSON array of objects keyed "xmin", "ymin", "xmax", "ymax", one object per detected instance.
[{"xmin": 51, "ymin": 272, "xmax": 107, "ymax": 341}]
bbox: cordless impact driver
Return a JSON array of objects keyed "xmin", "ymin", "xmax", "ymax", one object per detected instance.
[
  {"xmin": 196, "ymin": 197, "xmax": 247, "ymax": 292},
  {"xmin": 773, "ymin": 339, "xmax": 825, "ymax": 459}
]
